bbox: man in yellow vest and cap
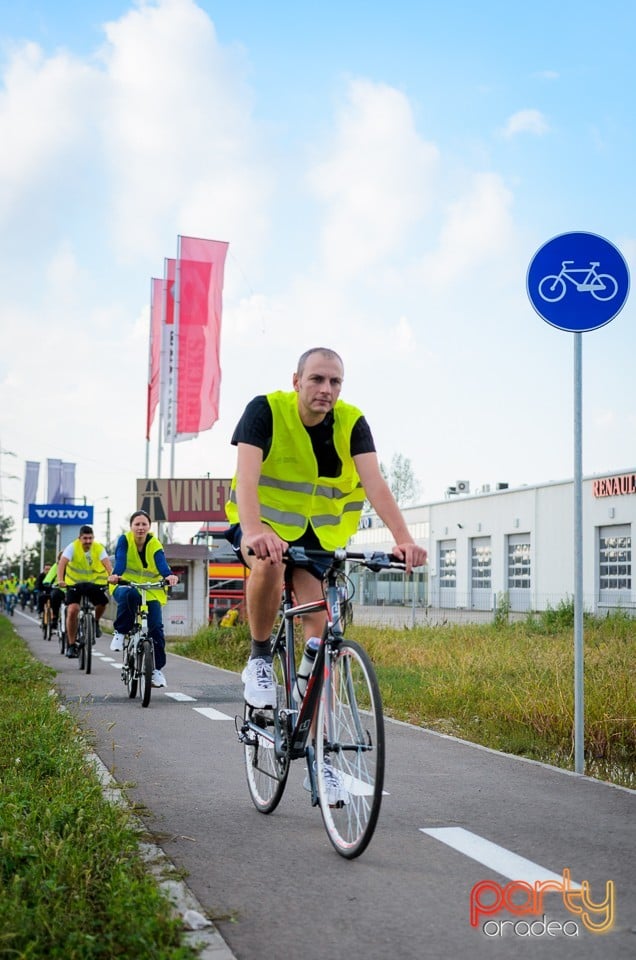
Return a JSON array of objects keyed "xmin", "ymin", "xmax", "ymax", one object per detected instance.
[
  {"xmin": 57, "ymin": 525, "xmax": 112, "ymax": 658},
  {"xmin": 225, "ymin": 347, "xmax": 427, "ymax": 721}
]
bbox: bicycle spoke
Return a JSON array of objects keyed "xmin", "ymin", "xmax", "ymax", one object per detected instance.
[{"xmin": 316, "ymin": 640, "xmax": 385, "ymax": 859}]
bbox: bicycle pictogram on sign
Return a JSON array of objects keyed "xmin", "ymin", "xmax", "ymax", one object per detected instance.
[{"xmin": 538, "ymin": 261, "xmax": 618, "ymax": 303}]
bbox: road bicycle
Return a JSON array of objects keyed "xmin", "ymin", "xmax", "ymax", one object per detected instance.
[
  {"xmin": 237, "ymin": 546, "xmax": 406, "ymax": 859},
  {"xmin": 537, "ymin": 260, "xmax": 618, "ymax": 303},
  {"xmin": 75, "ymin": 587, "xmax": 98, "ymax": 674},
  {"xmin": 117, "ymin": 579, "xmax": 168, "ymax": 708}
]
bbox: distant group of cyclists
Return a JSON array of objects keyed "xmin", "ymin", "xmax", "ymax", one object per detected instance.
[
  {"xmin": 2, "ymin": 513, "xmax": 179, "ymax": 689},
  {"xmin": 0, "ymin": 573, "xmax": 37, "ymax": 615}
]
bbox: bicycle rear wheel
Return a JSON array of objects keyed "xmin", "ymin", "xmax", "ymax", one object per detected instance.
[
  {"xmin": 42, "ymin": 604, "xmax": 52, "ymax": 641},
  {"xmin": 139, "ymin": 639, "xmax": 153, "ymax": 707},
  {"xmin": 58, "ymin": 607, "xmax": 67, "ymax": 655},
  {"xmin": 84, "ymin": 614, "xmax": 94, "ymax": 674},
  {"xmin": 315, "ymin": 639, "xmax": 385, "ymax": 859},
  {"xmin": 243, "ymin": 648, "xmax": 290, "ymax": 813}
]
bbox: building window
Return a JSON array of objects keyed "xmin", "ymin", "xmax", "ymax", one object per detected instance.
[
  {"xmin": 599, "ymin": 526, "xmax": 631, "ymax": 591},
  {"xmin": 507, "ymin": 536, "xmax": 531, "ymax": 590},
  {"xmin": 439, "ymin": 542, "xmax": 457, "ymax": 588},
  {"xmin": 471, "ymin": 538, "xmax": 492, "ymax": 589}
]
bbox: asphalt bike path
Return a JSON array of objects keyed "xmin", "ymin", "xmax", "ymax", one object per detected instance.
[{"xmin": 12, "ymin": 610, "xmax": 636, "ymax": 960}]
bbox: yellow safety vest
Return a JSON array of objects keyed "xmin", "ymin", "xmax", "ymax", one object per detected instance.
[
  {"xmin": 113, "ymin": 532, "xmax": 168, "ymax": 605},
  {"xmin": 64, "ymin": 541, "xmax": 109, "ymax": 586},
  {"xmin": 226, "ymin": 391, "xmax": 366, "ymax": 550}
]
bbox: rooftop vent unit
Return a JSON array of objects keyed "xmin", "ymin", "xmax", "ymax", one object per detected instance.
[
  {"xmin": 496, "ymin": 482, "xmax": 509, "ymax": 490},
  {"xmin": 456, "ymin": 480, "xmax": 470, "ymax": 494}
]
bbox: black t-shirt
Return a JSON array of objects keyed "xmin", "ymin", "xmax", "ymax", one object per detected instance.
[
  {"xmin": 231, "ymin": 395, "xmax": 375, "ymax": 477},
  {"xmin": 230, "ymin": 395, "xmax": 375, "ymax": 550}
]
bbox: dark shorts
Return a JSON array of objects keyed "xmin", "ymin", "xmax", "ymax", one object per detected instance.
[
  {"xmin": 65, "ymin": 582, "xmax": 109, "ymax": 607},
  {"xmin": 224, "ymin": 524, "xmax": 331, "ymax": 581}
]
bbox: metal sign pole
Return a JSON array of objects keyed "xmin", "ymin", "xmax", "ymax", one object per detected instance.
[
  {"xmin": 573, "ymin": 332, "xmax": 584, "ymax": 774},
  {"xmin": 527, "ymin": 230, "xmax": 630, "ymax": 779}
]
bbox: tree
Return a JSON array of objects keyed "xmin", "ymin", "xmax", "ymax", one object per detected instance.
[
  {"xmin": 0, "ymin": 514, "xmax": 15, "ymax": 572},
  {"xmin": 384, "ymin": 453, "xmax": 420, "ymax": 507},
  {"xmin": 363, "ymin": 453, "xmax": 420, "ymax": 512}
]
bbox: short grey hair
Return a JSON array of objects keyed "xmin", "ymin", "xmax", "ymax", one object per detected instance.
[{"xmin": 296, "ymin": 347, "xmax": 344, "ymax": 377}]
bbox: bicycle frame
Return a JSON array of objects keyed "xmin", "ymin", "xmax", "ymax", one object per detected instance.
[
  {"xmin": 557, "ymin": 260, "xmax": 605, "ymax": 291},
  {"xmin": 243, "ymin": 548, "xmax": 365, "ymax": 773}
]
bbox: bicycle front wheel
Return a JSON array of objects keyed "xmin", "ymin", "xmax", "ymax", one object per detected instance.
[
  {"xmin": 315, "ymin": 640, "xmax": 385, "ymax": 859},
  {"xmin": 83, "ymin": 615, "xmax": 94, "ymax": 674},
  {"xmin": 139, "ymin": 639, "xmax": 153, "ymax": 707},
  {"xmin": 243, "ymin": 648, "xmax": 290, "ymax": 813},
  {"xmin": 58, "ymin": 618, "xmax": 66, "ymax": 655},
  {"xmin": 126, "ymin": 639, "xmax": 138, "ymax": 699}
]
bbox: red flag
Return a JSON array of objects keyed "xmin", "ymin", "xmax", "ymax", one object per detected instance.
[
  {"xmin": 146, "ymin": 277, "xmax": 163, "ymax": 440},
  {"xmin": 174, "ymin": 236, "xmax": 228, "ymax": 437}
]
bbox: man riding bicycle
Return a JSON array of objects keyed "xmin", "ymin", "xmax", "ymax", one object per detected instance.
[
  {"xmin": 225, "ymin": 346, "xmax": 427, "ymax": 717},
  {"xmin": 57, "ymin": 525, "xmax": 112, "ymax": 658}
]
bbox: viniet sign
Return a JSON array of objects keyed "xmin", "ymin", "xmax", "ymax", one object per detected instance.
[{"xmin": 28, "ymin": 504, "xmax": 94, "ymax": 525}]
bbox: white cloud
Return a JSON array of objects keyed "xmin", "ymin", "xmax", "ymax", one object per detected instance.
[
  {"xmin": 0, "ymin": 41, "xmax": 100, "ymax": 226},
  {"xmin": 419, "ymin": 172, "xmax": 514, "ymax": 287},
  {"xmin": 98, "ymin": 0, "xmax": 271, "ymax": 261},
  {"xmin": 501, "ymin": 108, "xmax": 549, "ymax": 139},
  {"xmin": 307, "ymin": 78, "xmax": 440, "ymax": 279}
]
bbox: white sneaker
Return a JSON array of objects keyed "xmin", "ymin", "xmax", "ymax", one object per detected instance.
[
  {"xmin": 241, "ymin": 657, "xmax": 276, "ymax": 708},
  {"xmin": 151, "ymin": 669, "xmax": 167, "ymax": 687},
  {"xmin": 110, "ymin": 632, "xmax": 124, "ymax": 652},
  {"xmin": 303, "ymin": 761, "xmax": 350, "ymax": 807}
]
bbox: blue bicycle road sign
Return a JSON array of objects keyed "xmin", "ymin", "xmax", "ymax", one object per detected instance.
[{"xmin": 527, "ymin": 231, "xmax": 629, "ymax": 332}]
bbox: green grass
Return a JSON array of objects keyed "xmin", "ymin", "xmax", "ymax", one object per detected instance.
[
  {"xmin": 2, "ymin": 602, "xmax": 633, "ymax": 954},
  {"xmin": 171, "ymin": 605, "xmax": 636, "ymax": 788},
  {"xmin": 0, "ymin": 618, "xmax": 201, "ymax": 960}
]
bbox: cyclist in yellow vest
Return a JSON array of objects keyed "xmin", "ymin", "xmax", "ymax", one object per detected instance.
[
  {"xmin": 225, "ymin": 347, "xmax": 427, "ymax": 718},
  {"xmin": 57, "ymin": 525, "xmax": 112, "ymax": 658},
  {"xmin": 107, "ymin": 510, "xmax": 178, "ymax": 688}
]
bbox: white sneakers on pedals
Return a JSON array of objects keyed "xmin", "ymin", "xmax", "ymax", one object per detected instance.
[
  {"xmin": 110, "ymin": 632, "xmax": 124, "ymax": 652},
  {"xmin": 241, "ymin": 657, "xmax": 276, "ymax": 708},
  {"xmin": 303, "ymin": 761, "xmax": 350, "ymax": 807},
  {"xmin": 151, "ymin": 669, "xmax": 167, "ymax": 688}
]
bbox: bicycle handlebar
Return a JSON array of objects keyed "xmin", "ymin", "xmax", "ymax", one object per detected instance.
[
  {"xmin": 116, "ymin": 579, "xmax": 170, "ymax": 590},
  {"xmin": 286, "ymin": 545, "xmax": 408, "ymax": 573}
]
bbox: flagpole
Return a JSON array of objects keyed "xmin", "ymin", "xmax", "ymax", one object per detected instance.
[
  {"xmin": 145, "ymin": 278, "xmax": 154, "ymax": 480},
  {"xmin": 170, "ymin": 239, "xmax": 182, "ymax": 481}
]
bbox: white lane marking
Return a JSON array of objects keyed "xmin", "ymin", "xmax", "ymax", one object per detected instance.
[
  {"xmin": 165, "ymin": 692, "xmax": 197, "ymax": 702},
  {"xmin": 110, "ymin": 662, "xmax": 122, "ymax": 670},
  {"xmin": 420, "ymin": 827, "xmax": 581, "ymax": 887},
  {"xmin": 193, "ymin": 706, "xmax": 233, "ymax": 721}
]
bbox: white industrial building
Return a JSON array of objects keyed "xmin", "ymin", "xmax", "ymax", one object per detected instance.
[{"xmin": 348, "ymin": 468, "xmax": 635, "ymax": 617}]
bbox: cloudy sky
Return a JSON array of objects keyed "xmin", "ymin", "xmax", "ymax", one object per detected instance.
[{"xmin": 1, "ymin": 0, "xmax": 634, "ymax": 556}]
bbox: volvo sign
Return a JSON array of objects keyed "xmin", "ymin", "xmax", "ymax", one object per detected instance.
[{"xmin": 28, "ymin": 504, "xmax": 94, "ymax": 525}]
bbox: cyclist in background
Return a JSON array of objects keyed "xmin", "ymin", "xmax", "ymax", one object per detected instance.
[
  {"xmin": 39, "ymin": 554, "xmax": 65, "ymax": 631},
  {"xmin": 35, "ymin": 563, "xmax": 52, "ymax": 617},
  {"xmin": 224, "ymin": 346, "xmax": 427, "ymax": 714},
  {"xmin": 107, "ymin": 510, "xmax": 178, "ymax": 689},
  {"xmin": 3, "ymin": 574, "xmax": 18, "ymax": 614},
  {"xmin": 57, "ymin": 525, "xmax": 112, "ymax": 658}
]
